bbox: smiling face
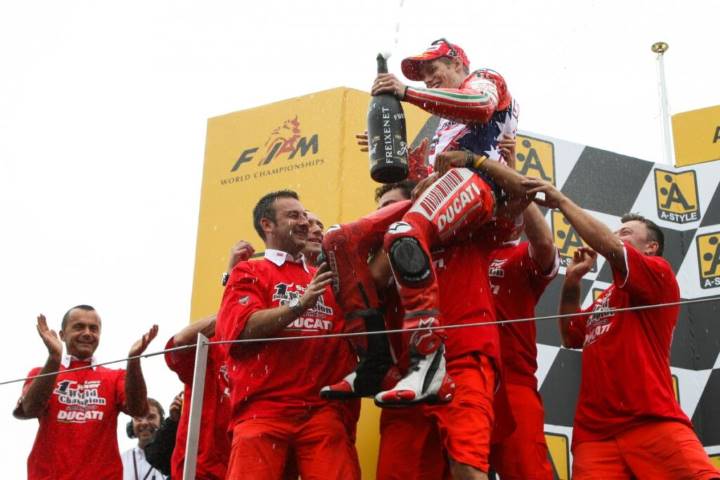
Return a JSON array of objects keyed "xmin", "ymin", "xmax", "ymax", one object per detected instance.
[
  {"xmin": 417, "ymin": 57, "xmax": 466, "ymax": 89},
  {"xmin": 132, "ymin": 403, "xmax": 162, "ymax": 449},
  {"xmin": 261, "ymin": 197, "xmax": 309, "ymax": 256},
  {"xmin": 59, "ymin": 308, "xmax": 101, "ymax": 359},
  {"xmin": 303, "ymin": 211, "xmax": 324, "ymax": 261}
]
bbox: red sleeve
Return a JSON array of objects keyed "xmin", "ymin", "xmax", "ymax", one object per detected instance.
[
  {"xmin": 526, "ymin": 245, "xmax": 560, "ymax": 295},
  {"xmin": 13, "ymin": 367, "xmax": 42, "ymax": 419},
  {"xmin": 403, "ymin": 69, "xmax": 509, "ymax": 124},
  {"xmin": 216, "ymin": 260, "xmax": 269, "ymax": 356},
  {"xmin": 613, "ymin": 242, "xmax": 679, "ymax": 305},
  {"xmin": 164, "ymin": 336, "xmax": 196, "ymax": 385}
]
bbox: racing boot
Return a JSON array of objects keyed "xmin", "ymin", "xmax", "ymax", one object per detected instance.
[
  {"xmin": 374, "ymin": 313, "xmax": 455, "ymax": 406},
  {"xmin": 320, "ymin": 311, "xmax": 398, "ymax": 399}
]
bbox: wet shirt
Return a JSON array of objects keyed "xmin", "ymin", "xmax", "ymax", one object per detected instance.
[
  {"xmin": 165, "ymin": 337, "xmax": 230, "ymax": 480},
  {"xmin": 489, "ymin": 241, "xmax": 559, "ymax": 389},
  {"xmin": 217, "ymin": 253, "xmax": 357, "ymax": 427},
  {"xmin": 565, "ymin": 242, "xmax": 691, "ymax": 445},
  {"xmin": 15, "ymin": 361, "xmax": 127, "ymax": 480}
]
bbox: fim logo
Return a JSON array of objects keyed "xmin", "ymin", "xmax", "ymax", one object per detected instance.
[
  {"xmin": 552, "ymin": 211, "xmax": 597, "ymax": 272},
  {"xmin": 696, "ymin": 231, "xmax": 720, "ymax": 289},
  {"xmin": 515, "ymin": 135, "xmax": 556, "ymax": 185},
  {"xmin": 654, "ymin": 169, "xmax": 700, "ymax": 224},
  {"xmin": 231, "ymin": 116, "xmax": 319, "ymax": 171},
  {"xmin": 545, "ymin": 432, "xmax": 570, "ymax": 480}
]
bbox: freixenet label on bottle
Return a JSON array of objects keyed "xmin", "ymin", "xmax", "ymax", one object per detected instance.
[{"xmin": 368, "ymin": 53, "xmax": 408, "ymax": 184}]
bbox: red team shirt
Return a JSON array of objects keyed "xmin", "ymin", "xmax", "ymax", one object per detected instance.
[
  {"xmin": 15, "ymin": 360, "xmax": 128, "ymax": 480},
  {"xmin": 434, "ymin": 241, "xmax": 500, "ymax": 363},
  {"xmin": 565, "ymin": 243, "xmax": 691, "ymax": 445},
  {"xmin": 489, "ymin": 241, "xmax": 558, "ymax": 388},
  {"xmin": 217, "ymin": 252, "xmax": 359, "ymax": 429},
  {"xmin": 385, "ymin": 242, "xmax": 501, "ymax": 366},
  {"xmin": 165, "ymin": 336, "xmax": 231, "ymax": 480}
]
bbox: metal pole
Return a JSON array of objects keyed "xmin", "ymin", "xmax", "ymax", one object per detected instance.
[
  {"xmin": 652, "ymin": 41, "xmax": 673, "ymax": 165},
  {"xmin": 183, "ymin": 333, "xmax": 209, "ymax": 480}
]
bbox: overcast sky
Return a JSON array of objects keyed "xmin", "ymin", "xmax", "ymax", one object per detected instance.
[{"xmin": 1, "ymin": 0, "xmax": 719, "ymax": 476}]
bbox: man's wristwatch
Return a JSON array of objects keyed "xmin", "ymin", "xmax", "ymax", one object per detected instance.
[{"xmin": 287, "ymin": 297, "xmax": 305, "ymax": 317}]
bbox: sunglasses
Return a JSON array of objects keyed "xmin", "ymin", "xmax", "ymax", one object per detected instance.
[{"xmin": 431, "ymin": 38, "xmax": 458, "ymax": 58}]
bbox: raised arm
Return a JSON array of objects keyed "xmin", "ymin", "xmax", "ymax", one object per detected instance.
[
  {"xmin": 559, "ymin": 248, "xmax": 597, "ymax": 348},
  {"xmin": 17, "ymin": 315, "xmax": 63, "ymax": 418},
  {"xmin": 172, "ymin": 315, "xmax": 217, "ymax": 347},
  {"xmin": 372, "ymin": 70, "xmax": 507, "ymax": 124},
  {"xmin": 124, "ymin": 324, "xmax": 158, "ymax": 418},
  {"xmin": 524, "ymin": 178, "xmax": 626, "ymax": 277}
]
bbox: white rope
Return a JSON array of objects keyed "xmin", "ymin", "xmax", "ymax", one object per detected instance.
[{"xmin": 2, "ymin": 295, "xmax": 718, "ymax": 387}]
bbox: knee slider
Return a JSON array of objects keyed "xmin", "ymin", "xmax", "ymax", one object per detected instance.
[{"xmin": 388, "ymin": 237, "xmax": 431, "ymax": 285}]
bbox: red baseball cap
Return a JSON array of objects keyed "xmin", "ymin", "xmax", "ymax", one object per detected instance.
[{"xmin": 401, "ymin": 38, "xmax": 470, "ymax": 81}]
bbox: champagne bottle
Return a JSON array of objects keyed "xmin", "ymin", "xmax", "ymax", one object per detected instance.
[{"xmin": 367, "ymin": 53, "xmax": 408, "ymax": 183}]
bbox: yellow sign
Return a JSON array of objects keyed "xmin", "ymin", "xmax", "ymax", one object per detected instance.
[
  {"xmin": 515, "ymin": 135, "xmax": 556, "ymax": 184},
  {"xmin": 192, "ymin": 87, "xmax": 432, "ymax": 479},
  {"xmin": 552, "ymin": 211, "xmax": 596, "ymax": 271},
  {"xmin": 710, "ymin": 454, "xmax": 720, "ymax": 469},
  {"xmin": 696, "ymin": 231, "xmax": 720, "ymax": 289},
  {"xmin": 672, "ymin": 374, "xmax": 680, "ymax": 403},
  {"xmin": 592, "ymin": 288, "xmax": 604, "ymax": 302},
  {"xmin": 545, "ymin": 432, "xmax": 570, "ymax": 480},
  {"xmin": 672, "ymin": 105, "xmax": 720, "ymax": 166},
  {"xmin": 654, "ymin": 169, "xmax": 700, "ymax": 224}
]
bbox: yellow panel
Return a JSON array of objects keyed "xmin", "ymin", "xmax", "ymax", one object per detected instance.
[
  {"xmin": 551, "ymin": 210, "xmax": 596, "ymax": 272},
  {"xmin": 710, "ymin": 454, "xmax": 720, "ymax": 469},
  {"xmin": 672, "ymin": 374, "xmax": 679, "ymax": 403},
  {"xmin": 192, "ymin": 87, "xmax": 433, "ymax": 480},
  {"xmin": 545, "ymin": 432, "xmax": 570, "ymax": 480},
  {"xmin": 696, "ymin": 231, "xmax": 720, "ymax": 290},
  {"xmin": 672, "ymin": 105, "xmax": 720, "ymax": 166},
  {"xmin": 515, "ymin": 135, "xmax": 556, "ymax": 185},
  {"xmin": 653, "ymin": 169, "xmax": 700, "ymax": 224}
]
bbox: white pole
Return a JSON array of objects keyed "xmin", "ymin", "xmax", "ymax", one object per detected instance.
[
  {"xmin": 652, "ymin": 41, "xmax": 674, "ymax": 166},
  {"xmin": 183, "ymin": 333, "xmax": 209, "ymax": 480}
]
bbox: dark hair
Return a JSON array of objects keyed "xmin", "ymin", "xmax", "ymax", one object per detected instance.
[
  {"xmin": 126, "ymin": 397, "xmax": 165, "ymax": 438},
  {"xmin": 61, "ymin": 304, "xmax": 96, "ymax": 331},
  {"xmin": 374, "ymin": 180, "xmax": 417, "ymax": 204},
  {"xmin": 620, "ymin": 213, "xmax": 664, "ymax": 256},
  {"xmin": 147, "ymin": 397, "xmax": 165, "ymax": 420},
  {"xmin": 252, "ymin": 190, "xmax": 299, "ymax": 240}
]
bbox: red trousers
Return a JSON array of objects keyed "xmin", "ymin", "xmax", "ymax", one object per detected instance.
[
  {"xmin": 572, "ymin": 420, "xmax": 720, "ymax": 480},
  {"xmin": 376, "ymin": 353, "xmax": 496, "ymax": 478},
  {"xmin": 226, "ymin": 404, "xmax": 360, "ymax": 480}
]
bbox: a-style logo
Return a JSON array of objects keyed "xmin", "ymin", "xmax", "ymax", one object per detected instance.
[
  {"xmin": 515, "ymin": 135, "xmax": 555, "ymax": 185},
  {"xmin": 221, "ymin": 116, "xmax": 323, "ymax": 185},
  {"xmin": 551, "ymin": 211, "xmax": 596, "ymax": 271},
  {"xmin": 654, "ymin": 169, "xmax": 700, "ymax": 224},
  {"xmin": 696, "ymin": 231, "xmax": 720, "ymax": 289}
]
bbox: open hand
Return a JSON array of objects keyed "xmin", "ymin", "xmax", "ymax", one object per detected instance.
[
  {"xmin": 36, "ymin": 314, "xmax": 62, "ymax": 360},
  {"xmin": 129, "ymin": 325, "xmax": 159, "ymax": 358}
]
